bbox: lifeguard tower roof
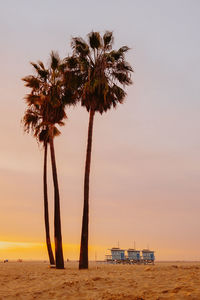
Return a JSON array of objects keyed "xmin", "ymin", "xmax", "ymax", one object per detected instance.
[
  {"xmin": 127, "ymin": 248, "xmax": 139, "ymax": 251},
  {"xmin": 109, "ymin": 247, "xmax": 125, "ymax": 251}
]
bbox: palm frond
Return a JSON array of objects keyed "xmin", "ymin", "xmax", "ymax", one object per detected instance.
[
  {"xmin": 112, "ymin": 71, "xmax": 132, "ymax": 85},
  {"xmin": 50, "ymin": 51, "xmax": 60, "ymax": 70},
  {"xmin": 119, "ymin": 46, "xmax": 130, "ymax": 53},
  {"xmin": 30, "ymin": 62, "xmax": 48, "ymax": 80},
  {"xmin": 37, "ymin": 61, "xmax": 45, "ymax": 69},
  {"xmin": 103, "ymin": 31, "xmax": 113, "ymax": 50},
  {"xmin": 30, "ymin": 62, "xmax": 40, "ymax": 72},
  {"xmin": 116, "ymin": 61, "xmax": 133, "ymax": 72},
  {"xmin": 111, "ymin": 84, "xmax": 126, "ymax": 101},
  {"xmin": 71, "ymin": 37, "xmax": 90, "ymax": 56},
  {"xmin": 22, "ymin": 75, "xmax": 40, "ymax": 89},
  {"xmin": 24, "ymin": 94, "xmax": 39, "ymax": 105},
  {"xmin": 23, "ymin": 108, "xmax": 40, "ymax": 133},
  {"xmin": 53, "ymin": 126, "xmax": 61, "ymax": 137},
  {"xmin": 88, "ymin": 31, "xmax": 102, "ymax": 49}
]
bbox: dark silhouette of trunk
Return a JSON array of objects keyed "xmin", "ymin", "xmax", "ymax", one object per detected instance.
[
  {"xmin": 79, "ymin": 109, "xmax": 95, "ymax": 269},
  {"xmin": 43, "ymin": 142, "xmax": 55, "ymax": 265},
  {"xmin": 49, "ymin": 128, "xmax": 64, "ymax": 269}
]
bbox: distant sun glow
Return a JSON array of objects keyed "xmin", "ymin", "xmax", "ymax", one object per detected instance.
[{"xmin": 0, "ymin": 241, "xmax": 104, "ymax": 261}]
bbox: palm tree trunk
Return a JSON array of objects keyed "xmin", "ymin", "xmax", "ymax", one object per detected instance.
[
  {"xmin": 49, "ymin": 128, "xmax": 64, "ymax": 269},
  {"xmin": 43, "ymin": 142, "xmax": 55, "ymax": 265},
  {"xmin": 79, "ymin": 109, "xmax": 95, "ymax": 269}
]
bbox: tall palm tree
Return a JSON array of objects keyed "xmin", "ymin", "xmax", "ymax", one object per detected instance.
[
  {"xmin": 22, "ymin": 52, "xmax": 68, "ymax": 269},
  {"xmin": 68, "ymin": 31, "xmax": 133, "ymax": 269}
]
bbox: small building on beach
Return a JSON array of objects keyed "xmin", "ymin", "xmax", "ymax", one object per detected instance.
[
  {"xmin": 142, "ymin": 249, "xmax": 155, "ymax": 263},
  {"xmin": 127, "ymin": 249, "xmax": 140, "ymax": 262},
  {"xmin": 109, "ymin": 247, "xmax": 126, "ymax": 261}
]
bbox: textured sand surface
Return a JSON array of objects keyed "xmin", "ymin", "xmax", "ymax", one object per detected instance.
[{"xmin": 0, "ymin": 261, "xmax": 200, "ymax": 299}]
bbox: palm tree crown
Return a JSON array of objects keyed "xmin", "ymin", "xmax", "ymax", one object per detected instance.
[
  {"xmin": 22, "ymin": 51, "xmax": 67, "ymax": 137},
  {"xmin": 67, "ymin": 31, "xmax": 133, "ymax": 113}
]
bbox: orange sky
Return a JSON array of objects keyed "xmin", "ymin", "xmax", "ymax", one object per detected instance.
[{"xmin": 0, "ymin": 0, "xmax": 200, "ymax": 261}]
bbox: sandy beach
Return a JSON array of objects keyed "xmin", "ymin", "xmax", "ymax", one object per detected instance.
[{"xmin": 0, "ymin": 261, "xmax": 200, "ymax": 299}]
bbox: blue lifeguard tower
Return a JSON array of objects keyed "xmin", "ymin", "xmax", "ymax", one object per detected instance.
[
  {"xmin": 142, "ymin": 249, "xmax": 155, "ymax": 264},
  {"xmin": 107, "ymin": 247, "xmax": 125, "ymax": 262},
  {"xmin": 127, "ymin": 249, "xmax": 140, "ymax": 263}
]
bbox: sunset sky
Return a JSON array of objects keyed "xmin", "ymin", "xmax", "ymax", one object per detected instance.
[{"xmin": 0, "ymin": 0, "xmax": 200, "ymax": 261}]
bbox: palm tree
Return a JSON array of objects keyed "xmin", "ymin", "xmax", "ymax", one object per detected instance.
[
  {"xmin": 68, "ymin": 31, "xmax": 133, "ymax": 269},
  {"xmin": 22, "ymin": 52, "xmax": 68, "ymax": 269}
]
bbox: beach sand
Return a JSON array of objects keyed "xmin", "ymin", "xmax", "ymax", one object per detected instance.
[{"xmin": 0, "ymin": 261, "xmax": 200, "ymax": 299}]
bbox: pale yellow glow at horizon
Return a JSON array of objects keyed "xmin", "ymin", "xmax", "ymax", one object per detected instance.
[
  {"xmin": 0, "ymin": 241, "xmax": 40, "ymax": 249},
  {"xmin": 0, "ymin": 240, "xmax": 105, "ymax": 261}
]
